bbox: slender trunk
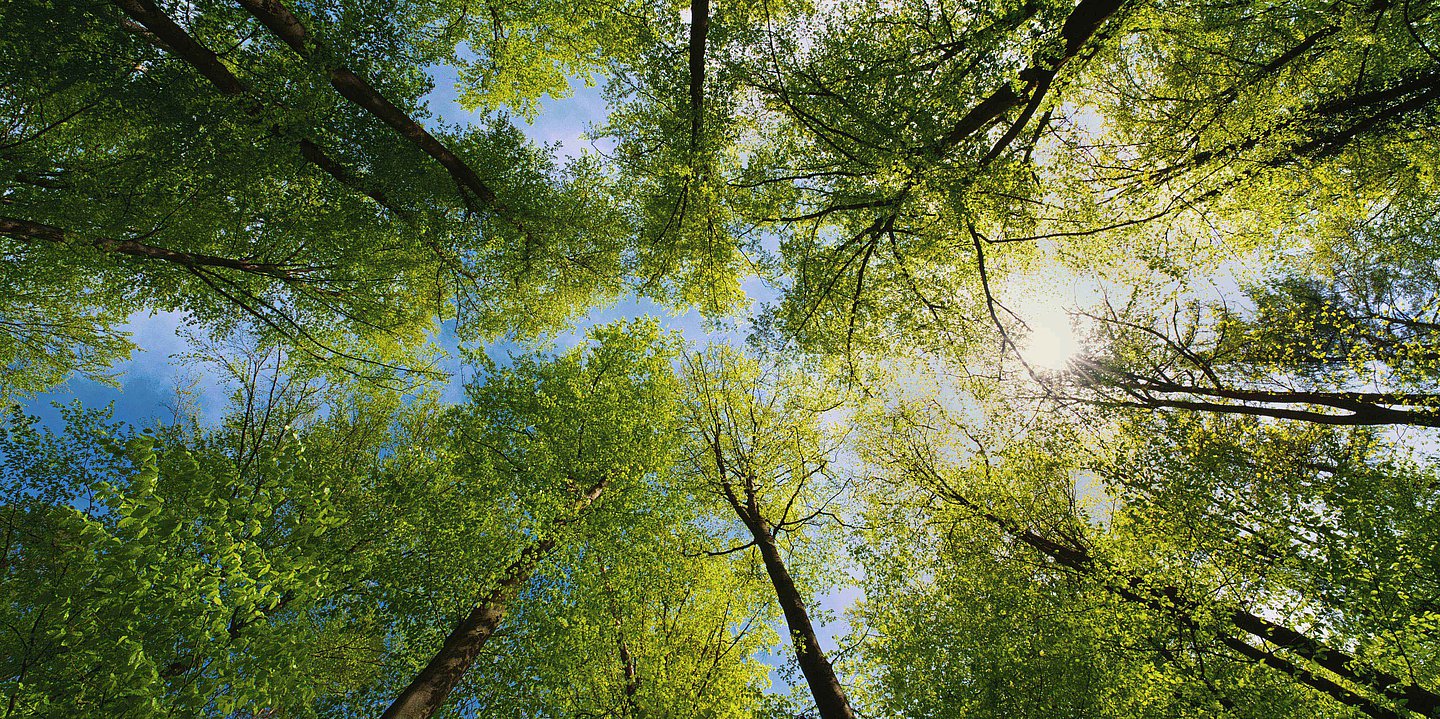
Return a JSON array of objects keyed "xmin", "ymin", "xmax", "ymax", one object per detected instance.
[
  {"xmin": 1, "ymin": 215, "xmax": 307, "ymax": 279},
  {"xmin": 707, "ymin": 426, "xmax": 855, "ymax": 719},
  {"xmin": 1215, "ymin": 634, "xmax": 1394, "ymax": 719},
  {"xmin": 744, "ymin": 516, "xmax": 856, "ymax": 719},
  {"xmin": 1150, "ymin": 69, "xmax": 1440, "ymax": 182},
  {"xmin": 1113, "ymin": 394, "xmax": 1440, "ymax": 428},
  {"xmin": 232, "ymin": 0, "xmax": 522, "ymax": 231},
  {"xmin": 1090, "ymin": 368, "xmax": 1440, "ymax": 427},
  {"xmin": 938, "ymin": 486, "xmax": 1435, "ymax": 717},
  {"xmin": 107, "ymin": 0, "xmax": 406, "ymax": 217},
  {"xmin": 379, "ymin": 480, "xmax": 609, "ymax": 719},
  {"xmin": 929, "ymin": 0, "xmax": 1127, "ymax": 156},
  {"xmin": 1228, "ymin": 611, "xmax": 1440, "ymax": 717},
  {"xmin": 601, "ymin": 575, "xmax": 642, "ymax": 714}
]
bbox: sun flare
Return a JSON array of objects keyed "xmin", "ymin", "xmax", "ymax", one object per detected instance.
[{"xmin": 1020, "ymin": 305, "xmax": 1082, "ymax": 371}]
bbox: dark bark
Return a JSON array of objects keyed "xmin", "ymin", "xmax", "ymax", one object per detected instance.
[
  {"xmin": 379, "ymin": 480, "xmax": 608, "ymax": 719},
  {"xmin": 110, "ymin": 0, "xmax": 246, "ymax": 95},
  {"xmin": 929, "ymin": 0, "xmax": 1129, "ymax": 157},
  {"xmin": 1229, "ymin": 611, "xmax": 1440, "ymax": 717},
  {"xmin": 601, "ymin": 576, "xmax": 642, "ymax": 709},
  {"xmin": 933, "ymin": 86, "xmax": 1025, "ymax": 155},
  {"xmin": 745, "ymin": 515, "xmax": 856, "ymax": 719},
  {"xmin": 1, "ymin": 215, "xmax": 311, "ymax": 279},
  {"xmin": 232, "ymin": 0, "xmax": 521, "ymax": 230},
  {"xmin": 1150, "ymin": 69, "xmax": 1440, "ymax": 185},
  {"xmin": 707, "ymin": 429, "xmax": 855, "ymax": 719},
  {"xmin": 1112, "ymin": 395, "xmax": 1440, "ymax": 427},
  {"xmin": 931, "ymin": 483, "xmax": 1439, "ymax": 718},
  {"xmin": 1215, "ymin": 634, "xmax": 1395, "ymax": 719},
  {"xmin": 1088, "ymin": 373, "xmax": 1440, "ymax": 427},
  {"xmin": 379, "ymin": 542, "xmax": 548, "ymax": 719},
  {"xmin": 107, "ymin": 0, "xmax": 407, "ymax": 217},
  {"xmin": 688, "ymin": 0, "xmax": 710, "ymax": 150}
]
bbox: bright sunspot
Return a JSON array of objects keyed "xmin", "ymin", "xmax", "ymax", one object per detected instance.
[{"xmin": 1018, "ymin": 303, "xmax": 1083, "ymax": 371}]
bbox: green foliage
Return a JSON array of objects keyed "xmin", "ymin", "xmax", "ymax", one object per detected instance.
[
  {"xmin": 4, "ymin": 0, "xmax": 1440, "ymax": 717},
  {"xmin": 1101, "ymin": 413, "xmax": 1440, "ymax": 694},
  {"xmin": 0, "ymin": 404, "xmax": 375, "ymax": 717}
]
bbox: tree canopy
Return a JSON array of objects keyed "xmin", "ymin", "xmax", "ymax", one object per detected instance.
[{"xmin": 2, "ymin": 0, "xmax": 1439, "ymax": 717}]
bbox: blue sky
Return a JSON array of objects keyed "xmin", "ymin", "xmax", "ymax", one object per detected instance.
[
  {"xmin": 21, "ymin": 68, "xmax": 744, "ymax": 427},
  {"xmin": 17, "ymin": 64, "xmax": 855, "ymax": 697}
]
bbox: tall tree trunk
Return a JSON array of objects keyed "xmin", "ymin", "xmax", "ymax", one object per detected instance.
[
  {"xmin": 687, "ymin": 0, "xmax": 710, "ymax": 151},
  {"xmin": 1084, "ymin": 369, "xmax": 1440, "ymax": 427},
  {"xmin": 743, "ymin": 515, "xmax": 856, "ymax": 719},
  {"xmin": 379, "ymin": 538, "xmax": 552, "ymax": 719},
  {"xmin": 706, "ymin": 423, "xmax": 856, "ymax": 719},
  {"xmin": 1, "ymin": 215, "xmax": 307, "ymax": 278},
  {"xmin": 379, "ymin": 480, "xmax": 608, "ymax": 719},
  {"xmin": 930, "ymin": 0, "xmax": 1128, "ymax": 156}
]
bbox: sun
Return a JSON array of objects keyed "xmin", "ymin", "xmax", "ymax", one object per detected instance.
[{"xmin": 1020, "ymin": 305, "xmax": 1082, "ymax": 371}]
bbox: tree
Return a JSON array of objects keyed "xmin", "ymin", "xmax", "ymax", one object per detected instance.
[
  {"xmin": 1, "ymin": 0, "xmax": 648, "ymax": 395},
  {"xmin": 680, "ymin": 347, "xmax": 858, "ymax": 719},
  {"xmin": 856, "ymin": 392, "xmax": 1440, "ymax": 718},
  {"xmin": 4, "ymin": 0, "xmax": 1440, "ymax": 716},
  {"xmin": 1098, "ymin": 412, "xmax": 1440, "ymax": 711},
  {"xmin": 1063, "ymin": 207, "xmax": 1440, "ymax": 427},
  {"xmin": 372, "ymin": 320, "xmax": 705, "ymax": 719},
  {"xmin": 0, "ymin": 321, "xmax": 774, "ymax": 718},
  {"xmin": 444, "ymin": 511, "xmax": 779, "ymax": 719},
  {"xmin": 0, "ymin": 392, "xmax": 395, "ymax": 717}
]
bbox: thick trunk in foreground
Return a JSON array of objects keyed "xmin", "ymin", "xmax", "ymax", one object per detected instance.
[
  {"xmin": 745, "ymin": 517, "xmax": 856, "ymax": 719},
  {"xmin": 380, "ymin": 481, "xmax": 608, "ymax": 719},
  {"xmin": 379, "ymin": 538, "xmax": 554, "ymax": 719}
]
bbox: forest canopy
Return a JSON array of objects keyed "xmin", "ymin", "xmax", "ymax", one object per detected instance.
[{"xmin": 2, "ymin": 0, "xmax": 1439, "ymax": 717}]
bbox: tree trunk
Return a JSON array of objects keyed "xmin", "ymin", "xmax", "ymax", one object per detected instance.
[
  {"xmin": 232, "ymin": 0, "xmax": 520, "ymax": 229},
  {"xmin": 379, "ymin": 480, "xmax": 608, "ymax": 719},
  {"xmin": 930, "ymin": 0, "xmax": 1127, "ymax": 156},
  {"xmin": 1, "ymin": 215, "xmax": 306, "ymax": 279},
  {"xmin": 379, "ymin": 539, "xmax": 551, "ymax": 719},
  {"xmin": 108, "ymin": 0, "xmax": 407, "ymax": 218},
  {"xmin": 687, "ymin": 0, "xmax": 710, "ymax": 150},
  {"xmin": 937, "ymin": 485, "xmax": 1434, "ymax": 718},
  {"xmin": 744, "ymin": 516, "xmax": 856, "ymax": 719}
]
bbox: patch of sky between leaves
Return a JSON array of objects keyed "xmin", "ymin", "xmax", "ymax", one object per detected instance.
[
  {"xmin": 19, "ymin": 64, "xmax": 773, "ymax": 432},
  {"xmin": 19, "ymin": 63, "xmax": 852, "ymax": 692}
]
